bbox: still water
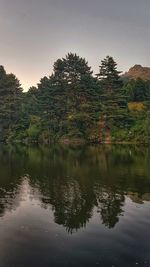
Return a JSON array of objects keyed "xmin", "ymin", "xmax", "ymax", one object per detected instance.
[{"xmin": 0, "ymin": 145, "xmax": 150, "ymax": 267}]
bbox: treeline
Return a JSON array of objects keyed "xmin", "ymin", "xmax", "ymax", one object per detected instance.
[{"xmin": 0, "ymin": 53, "xmax": 150, "ymax": 144}]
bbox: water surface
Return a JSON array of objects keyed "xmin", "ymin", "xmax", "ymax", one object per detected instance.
[{"xmin": 0, "ymin": 145, "xmax": 150, "ymax": 267}]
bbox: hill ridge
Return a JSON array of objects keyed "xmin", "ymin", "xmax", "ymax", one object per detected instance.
[{"xmin": 123, "ymin": 64, "xmax": 150, "ymax": 80}]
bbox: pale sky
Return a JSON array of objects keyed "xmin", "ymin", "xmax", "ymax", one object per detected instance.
[{"xmin": 0, "ymin": 0, "xmax": 150, "ymax": 90}]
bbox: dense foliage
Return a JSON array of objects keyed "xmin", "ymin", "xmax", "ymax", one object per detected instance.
[{"xmin": 0, "ymin": 53, "xmax": 150, "ymax": 144}]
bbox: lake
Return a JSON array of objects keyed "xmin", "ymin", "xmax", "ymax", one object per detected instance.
[{"xmin": 0, "ymin": 145, "xmax": 150, "ymax": 267}]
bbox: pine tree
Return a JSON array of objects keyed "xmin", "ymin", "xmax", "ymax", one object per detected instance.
[
  {"xmin": 52, "ymin": 53, "xmax": 98, "ymax": 138},
  {"xmin": 0, "ymin": 66, "xmax": 23, "ymax": 141},
  {"xmin": 97, "ymin": 56, "xmax": 127, "ymax": 129},
  {"xmin": 97, "ymin": 56, "xmax": 122, "ymax": 90},
  {"xmin": 53, "ymin": 53, "xmax": 94, "ymax": 109}
]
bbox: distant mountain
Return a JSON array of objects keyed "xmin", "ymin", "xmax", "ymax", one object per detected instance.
[{"xmin": 123, "ymin": 65, "xmax": 150, "ymax": 80}]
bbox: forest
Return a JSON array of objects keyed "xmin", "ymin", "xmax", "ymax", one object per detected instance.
[{"xmin": 0, "ymin": 53, "xmax": 150, "ymax": 144}]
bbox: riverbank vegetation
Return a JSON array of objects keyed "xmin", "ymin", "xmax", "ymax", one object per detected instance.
[{"xmin": 0, "ymin": 53, "xmax": 150, "ymax": 144}]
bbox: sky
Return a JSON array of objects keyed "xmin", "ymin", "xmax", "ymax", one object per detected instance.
[{"xmin": 0, "ymin": 0, "xmax": 150, "ymax": 91}]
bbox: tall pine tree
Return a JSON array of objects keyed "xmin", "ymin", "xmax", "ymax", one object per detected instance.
[
  {"xmin": 97, "ymin": 56, "xmax": 127, "ymax": 129},
  {"xmin": 0, "ymin": 66, "xmax": 23, "ymax": 141}
]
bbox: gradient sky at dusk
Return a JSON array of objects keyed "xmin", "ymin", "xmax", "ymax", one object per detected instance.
[{"xmin": 0, "ymin": 0, "xmax": 150, "ymax": 90}]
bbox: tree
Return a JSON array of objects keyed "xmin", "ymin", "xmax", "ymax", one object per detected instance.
[
  {"xmin": 0, "ymin": 54, "xmax": 149, "ymax": 144},
  {"xmin": 52, "ymin": 53, "xmax": 95, "ymax": 109},
  {"xmin": 53, "ymin": 53, "xmax": 92, "ymax": 83},
  {"xmin": 97, "ymin": 56, "xmax": 122, "ymax": 91},
  {"xmin": 97, "ymin": 56, "xmax": 127, "ymax": 129},
  {"xmin": 0, "ymin": 66, "xmax": 23, "ymax": 141},
  {"xmin": 50, "ymin": 53, "xmax": 99, "ymax": 139},
  {"xmin": 123, "ymin": 78, "xmax": 149, "ymax": 102}
]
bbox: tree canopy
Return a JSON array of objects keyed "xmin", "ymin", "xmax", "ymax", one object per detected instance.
[{"xmin": 0, "ymin": 54, "xmax": 150, "ymax": 144}]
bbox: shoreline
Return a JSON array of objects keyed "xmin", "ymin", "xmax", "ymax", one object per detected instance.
[{"xmin": 1, "ymin": 139, "xmax": 150, "ymax": 146}]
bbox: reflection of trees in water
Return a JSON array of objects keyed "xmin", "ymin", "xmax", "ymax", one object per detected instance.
[
  {"xmin": 0, "ymin": 145, "xmax": 150, "ymax": 232},
  {"xmin": 49, "ymin": 180, "xmax": 94, "ymax": 233},
  {"xmin": 95, "ymin": 187, "xmax": 124, "ymax": 228},
  {"xmin": 32, "ymin": 175, "xmax": 96, "ymax": 233},
  {"xmin": 35, "ymin": 174, "xmax": 125, "ymax": 231},
  {"xmin": 0, "ymin": 178, "xmax": 30, "ymax": 218},
  {"xmin": 0, "ymin": 187, "xmax": 19, "ymax": 217},
  {"xmin": 0, "ymin": 146, "xmax": 24, "ymax": 217}
]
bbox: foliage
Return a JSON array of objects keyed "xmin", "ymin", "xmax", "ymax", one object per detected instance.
[
  {"xmin": 123, "ymin": 78, "xmax": 150, "ymax": 102},
  {"xmin": 96, "ymin": 56, "xmax": 127, "ymax": 129},
  {"xmin": 0, "ymin": 66, "xmax": 23, "ymax": 141},
  {"xmin": 0, "ymin": 54, "xmax": 150, "ymax": 144},
  {"xmin": 128, "ymin": 102, "xmax": 145, "ymax": 112}
]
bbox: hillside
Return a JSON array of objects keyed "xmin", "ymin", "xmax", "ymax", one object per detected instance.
[{"xmin": 123, "ymin": 65, "xmax": 150, "ymax": 80}]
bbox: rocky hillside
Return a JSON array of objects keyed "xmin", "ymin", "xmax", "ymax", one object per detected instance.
[{"xmin": 123, "ymin": 65, "xmax": 150, "ymax": 80}]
